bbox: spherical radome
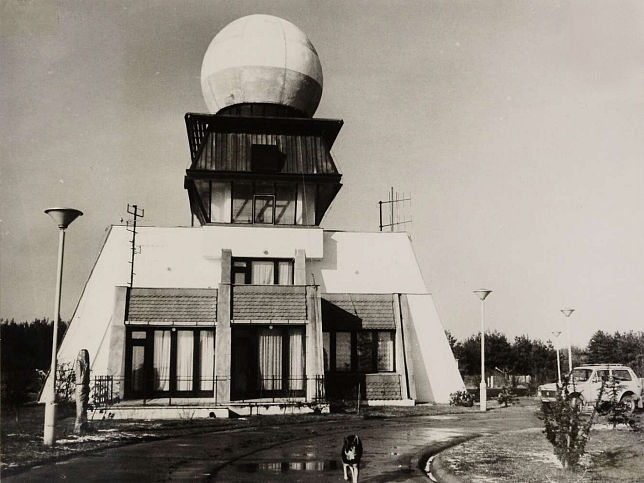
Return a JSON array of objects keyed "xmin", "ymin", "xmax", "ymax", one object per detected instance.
[{"xmin": 201, "ymin": 14, "xmax": 323, "ymax": 117}]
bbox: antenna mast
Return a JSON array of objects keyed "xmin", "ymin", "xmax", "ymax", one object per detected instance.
[
  {"xmin": 378, "ymin": 187, "xmax": 412, "ymax": 232},
  {"xmin": 126, "ymin": 204, "xmax": 144, "ymax": 287}
]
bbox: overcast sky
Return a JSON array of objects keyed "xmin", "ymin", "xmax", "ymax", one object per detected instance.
[{"xmin": 2, "ymin": 0, "xmax": 643, "ymax": 347}]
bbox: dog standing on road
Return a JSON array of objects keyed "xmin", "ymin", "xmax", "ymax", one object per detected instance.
[{"xmin": 341, "ymin": 434, "xmax": 363, "ymax": 482}]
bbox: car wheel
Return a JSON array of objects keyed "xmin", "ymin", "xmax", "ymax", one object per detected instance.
[{"xmin": 620, "ymin": 394, "xmax": 637, "ymax": 414}]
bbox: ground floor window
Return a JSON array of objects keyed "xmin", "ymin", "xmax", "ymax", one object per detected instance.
[
  {"xmin": 323, "ymin": 330, "xmax": 395, "ymax": 373},
  {"xmin": 231, "ymin": 326, "xmax": 305, "ymax": 400},
  {"xmin": 125, "ymin": 327, "xmax": 215, "ymax": 398}
]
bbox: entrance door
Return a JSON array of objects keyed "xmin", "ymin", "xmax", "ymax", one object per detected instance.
[{"xmin": 231, "ymin": 327, "xmax": 258, "ymax": 399}]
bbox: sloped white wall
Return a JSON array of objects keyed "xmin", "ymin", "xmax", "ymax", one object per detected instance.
[
  {"xmin": 311, "ymin": 231, "xmax": 426, "ymax": 293},
  {"xmin": 406, "ymin": 294, "xmax": 465, "ymax": 403}
]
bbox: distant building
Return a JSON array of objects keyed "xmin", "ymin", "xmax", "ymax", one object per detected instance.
[{"xmin": 44, "ymin": 15, "xmax": 464, "ymax": 417}]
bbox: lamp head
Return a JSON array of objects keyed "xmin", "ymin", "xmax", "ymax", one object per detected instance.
[
  {"xmin": 561, "ymin": 308, "xmax": 575, "ymax": 318},
  {"xmin": 45, "ymin": 208, "xmax": 83, "ymax": 229},
  {"xmin": 473, "ymin": 289, "xmax": 492, "ymax": 301}
]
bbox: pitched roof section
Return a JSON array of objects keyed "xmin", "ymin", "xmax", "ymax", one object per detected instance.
[
  {"xmin": 232, "ymin": 285, "xmax": 307, "ymax": 322},
  {"xmin": 127, "ymin": 288, "xmax": 218, "ymax": 326},
  {"xmin": 185, "ymin": 113, "xmax": 342, "ymax": 174},
  {"xmin": 321, "ymin": 294, "xmax": 396, "ymax": 330}
]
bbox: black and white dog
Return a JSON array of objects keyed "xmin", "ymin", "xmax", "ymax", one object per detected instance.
[{"xmin": 341, "ymin": 434, "xmax": 363, "ymax": 482}]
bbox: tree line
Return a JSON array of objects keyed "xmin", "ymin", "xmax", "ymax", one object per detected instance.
[{"xmin": 447, "ymin": 329, "xmax": 644, "ymax": 385}]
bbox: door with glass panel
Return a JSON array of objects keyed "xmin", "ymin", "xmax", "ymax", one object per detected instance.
[{"xmin": 230, "ymin": 326, "xmax": 305, "ymax": 400}]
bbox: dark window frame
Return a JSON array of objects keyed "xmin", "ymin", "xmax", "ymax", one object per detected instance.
[
  {"xmin": 124, "ymin": 326, "xmax": 215, "ymax": 399},
  {"xmin": 322, "ymin": 329, "xmax": 396, "ymax": 374},
  {"xmin": 231, "ymin": 257, "xmax": 295, "ymax": 285}
]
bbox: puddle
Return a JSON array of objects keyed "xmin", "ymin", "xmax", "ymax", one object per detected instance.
[{"xmin": 235, "ymin": 460, "xmax": 339, "ymax": 473}]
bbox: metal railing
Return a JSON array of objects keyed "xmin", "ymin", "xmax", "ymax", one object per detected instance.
[{"xmin": 89, "ymin": 374, "xmax": 325, "ymax": 407}]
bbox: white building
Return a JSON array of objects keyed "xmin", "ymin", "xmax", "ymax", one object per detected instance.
[{"xmin": 44, "ymin": 14, "xmax": 464, "ymax": 418}]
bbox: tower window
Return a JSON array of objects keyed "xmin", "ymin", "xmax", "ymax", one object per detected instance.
[{"xmin": 251, "ymin": 144, "xmax": 285, "ymax": 173}]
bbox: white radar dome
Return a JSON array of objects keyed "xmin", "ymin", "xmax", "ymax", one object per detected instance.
[{"xmin": 201, "ymin": 14, "xmax": 323, "ymax": 117}]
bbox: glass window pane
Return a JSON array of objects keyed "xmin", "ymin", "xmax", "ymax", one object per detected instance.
[
  {"xmin": 195, "ymin": 180, "xmax": 211, "ymax": 221},
  {"xmin": 322, "ymin": 332, "xmax": 330, "ymax": 372},
  {"xmin": 259, "ymin": 328, "xmax": 283, "ymax": 390},
  {"xmin": 377, "ymin": 331, "xmax": 395, "ymax": 372},
  {"xmin": 234, "ymin": 271, "xmax": 247, "ymax": 285},
  {"xmin": 131, "ymin": 346, "xmax": 145, "ymax": 392},
  {"xmin": 232, "ymin": 182, "xmax": 252, "ymax": 223},
  {"xmin": 275, "ymin": 183, "xmax": 296, "ymax": 225},
  {"xmin": 200, "ymin": 331, "xmax": 215, "ymax": 391},
  {"xmin": 131, "ymin": 331, "xmax": 146, "ymax": 340},
  {"xmin": 153, "ymin": 330, "xmax": 171, "ymax": 391},
  {"xmin": 252, "ymin": 261, "xmax": 274, "ymax": 284},
  {"xmin": 254, "ymin": 195, "xmax": 275, "ymax": 224},
  {"xmin": 357, "ymin": 332, "xmax": 374, "ymax": 372},
  {"xmin": 612, "ymin": 369, "xmax": 632, "ymax": 381},
  {"xmin": 335, "ymin": 332, "xmax": 351, "ymax": 372},
  {"xmin": 277, "ymin": 261, "xmax": 293, "ymax": 285},
  {"xmin": 289, "ymin": 328, "xmax": 304, "ymax": 390},
  {"xmin": 211, "ymin": 181, "xmax": 231, "ymax": 223},
  {"xmin": 176, "ymin": 331, "xmax": 194, "ymax": 391},
  {"xmin": 296, "ymin": 183, "xmax": 316, "ymax": 225}
]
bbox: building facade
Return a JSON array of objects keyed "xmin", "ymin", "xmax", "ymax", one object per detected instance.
[{"xmin": 43, "ymin": 14, "xmax": 464, "ymax": 417}]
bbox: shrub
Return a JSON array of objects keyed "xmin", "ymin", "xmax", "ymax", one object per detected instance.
[
  {"xmin": 497, "ymin": 385, "xmax": 519, "ymax": 407},
  {"xmin": 597, "ymin": 379, "xmax": 640, "ymax": 431},
  {"xmin": 540, "ymin": 378, "xmax": 601, "ymax": 468},
  {"xmin": 449, "ymin": 390, "xmax": 474, "ymax": 407}
]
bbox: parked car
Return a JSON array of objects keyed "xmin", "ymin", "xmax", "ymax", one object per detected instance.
[{"xmin": 538, "ymin": 364, "xmax": 644, "ymax": 413}]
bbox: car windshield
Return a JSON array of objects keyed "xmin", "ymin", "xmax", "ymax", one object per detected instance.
[{"xmin": 570, "ymin": 368, "xmax": 592, "ymax": 382}]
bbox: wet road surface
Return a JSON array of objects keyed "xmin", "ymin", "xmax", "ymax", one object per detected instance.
[{"xmin": 5, "ymin": 410, "xmax": 541, "ymax": 482}]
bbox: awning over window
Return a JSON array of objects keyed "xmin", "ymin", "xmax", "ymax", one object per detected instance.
[
  {"xmin": 321, "ymin": 294, "xmax": 396, "ymax": 330},
  {"xmin": 126, "ymin": 288, "xmax": 218, "ymax": 326},
  {"xmin": 232, "ymin": 285, "xmax": 307, "ymax": 323}
]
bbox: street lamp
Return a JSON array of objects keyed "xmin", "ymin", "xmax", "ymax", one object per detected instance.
[
  {"xmin": 561, "ymin": 308, "xmax": 575, "ymax": 374},
  {"xmin": 551, "ymin": 331, "xmax": 562, "ymax": 385},
  {"xmin": 43, "ymin": 208, "xmax": 83, "ymax": 446},
  {"xmin": 474, "ymin": 289, "xmax": 492, "ymax": 412}
]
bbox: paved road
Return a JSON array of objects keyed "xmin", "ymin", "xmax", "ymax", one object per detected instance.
[{"xmin": 6, "ymin": 409, "xmax": 541, "ymax": 482}]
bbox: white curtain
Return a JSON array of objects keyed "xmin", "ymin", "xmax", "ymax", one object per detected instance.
[
  {"xmin": 278, "ymin": 261, "xmax": 293, "ymax": 285},
  {"xmin": 200, "ymin": 331, "xmax": 215, "ymax": 391},
  {"xmin": 289, "ymin": 328, "xmax": 304, "ymax": 390},
  {"xmin": 259, "ymin": 329, "xmax": 282, "ymax": 390},
  {"xmin": 153, "ymin": 330, "xmax": 171, "ymax": 391},
  {"xmin": 252, "ymin": 261, "xmax": 274, "ymax": 284},
  {"xmin": 176, "ymin": 331, "xmax": 194, "ymax": 391}
]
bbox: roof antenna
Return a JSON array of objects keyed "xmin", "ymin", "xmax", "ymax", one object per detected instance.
[
  {"xmin": 378, "ymin": 187, "xmax": 412, "ymax": 232},
  {"xmin": 126, "ymin": 204, "xmax": 144, "ymax": 287}
]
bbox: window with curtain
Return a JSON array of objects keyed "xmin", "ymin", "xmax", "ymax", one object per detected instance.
[
  {"xmin": 232, "ymin": 258, "xmax": 294, "ymax": 285},
  {"xmin": 335, "ymin": 332, "xmax": 352, "ymax": 372},
  {"xmin": 176, "ymin": 331, "xmax": 194, "ymax": 391},
  {"xmin": 289, "ymin": 328, "xmax": 304, "ymax": 390},
  {"xmin": 153, "ymin": 330, "xmax": 171, "ymax": 391},
  {"xmin": 126, "ymin": 328, "xmax": 215, "ymax": 398},
  {"xmin": 252, "ymin": 261, "xmax": 274, "ymax": 284},
  {"xmin": 200, "ymin": 331, "xmax": 215, "ymax": 391},
  {"xmin": 259, "ymin": 328, "xmax": 283, "ymax": 391},
  {"xmin": 377, "ymin": 331, "xmax": 395, "ymax": 372}
]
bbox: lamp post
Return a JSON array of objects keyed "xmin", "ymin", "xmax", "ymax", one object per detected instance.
[
  {"xmin": 561, "ymin": 308, "xmax": 575, "ymax": 374},
  {"xmin": 474, "ymin": 289, "xmax": 492, "ymax": 412},
  {"xmin": 43, "ymin": 208, "xmax": 83, "ymax": 446},
  {"xmin": 551, "ymin": 331, "xmax": 562, "ymax": 385}
]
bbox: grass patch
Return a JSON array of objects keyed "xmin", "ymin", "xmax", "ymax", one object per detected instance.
[{"xmin": 438, "ymin": 411, "xmax": 644, "ymax": 482}]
